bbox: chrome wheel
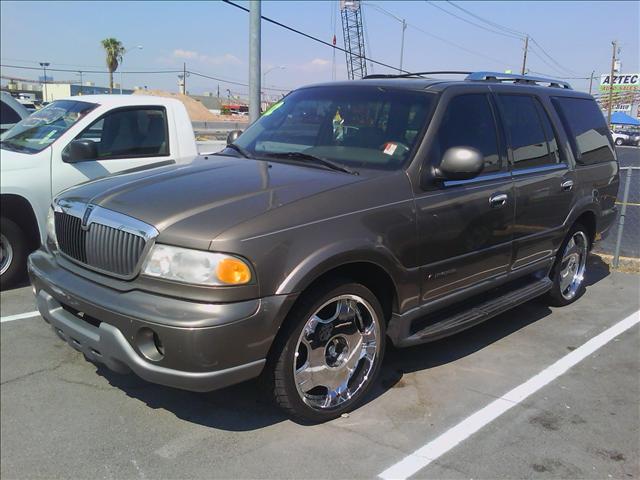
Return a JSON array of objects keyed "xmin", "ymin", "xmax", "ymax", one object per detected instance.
[
  {"xmin": 0, "ymin": 233, "xmax": 13, "ymax": 276},
  {"xmin": 559, "ymin": 231, "xmax": 588, "ymax": 301},
  {"xmin": 293, "ymin": 294, "xmax": 381, "ymax": 411}
]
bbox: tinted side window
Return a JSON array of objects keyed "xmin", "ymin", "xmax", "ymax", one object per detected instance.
[
  {"xmin": 497, "ymin": 95, "xmax": 555, "ymax": 168},
  {"xmin": 552, "ymin": 97, "xmax": 614, "ymax": 165},
  {"xmin": 433, "ymin": 94, "xmax": 501, "ymax": 173},
  {"xmin": 1, "ymin": 100, "xmax": 21, "ymax": 124},
  {"xmin": 78, "ymin": 108, "xmax": 169, "ymax": 159}
]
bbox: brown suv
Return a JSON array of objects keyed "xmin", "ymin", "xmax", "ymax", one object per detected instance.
[{"xmin": 28, "ymin": 72, "xmax": 619, "ymax": 422}]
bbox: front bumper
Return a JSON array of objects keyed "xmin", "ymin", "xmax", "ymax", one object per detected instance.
[{"xmin": 28, "ymin": 250, "xmax": 296, "ymax": 392}]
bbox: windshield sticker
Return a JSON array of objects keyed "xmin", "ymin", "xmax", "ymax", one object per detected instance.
[
  {"xmin": 383, "ymin": 142, "xmax": 398, "ymax": 156},
  {"xmin": 38, "ymin": 129, "xmax": 57, "ymax": 144},
  {"xmin": 263, "ymin": 100, "xmax": 284, "ymax": 117}
]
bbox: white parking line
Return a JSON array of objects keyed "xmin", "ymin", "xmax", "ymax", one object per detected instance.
[
  {"xmin": 1, "ymin": 311, "xmax": 41, "ymax": 323},
  {"xmin": 379, "ymin": 310, "xmax": 640, "ymax": 480}
]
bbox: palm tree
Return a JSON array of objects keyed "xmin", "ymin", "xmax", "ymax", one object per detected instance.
[{"xmin": 101, "ymin": 38, "xmax": 125, "ymax": 93}]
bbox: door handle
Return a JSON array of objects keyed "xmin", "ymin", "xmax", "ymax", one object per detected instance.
[
  {"xmin": 561, "ymin": 179, "xmax": 574, "ymax": 191},
  {"xmin": 489, "ymin": 193, "xmax": 508, "ymax": 208}
]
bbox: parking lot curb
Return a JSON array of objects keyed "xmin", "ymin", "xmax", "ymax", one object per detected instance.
[{"xmin": 592, "ymin": 252, "xmax": 640, "ymax": 273}]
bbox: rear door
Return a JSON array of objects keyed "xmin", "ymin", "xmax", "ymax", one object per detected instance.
[
  {"xmin": 50, "ymin": 106, "xmax": 174, "ymax": 197},
  {"xmin": 495, "ymin": 93, "xmax": 574, "ymax": 270},
  {"xmin": 415, "ymin": 90, "xmax": 514, "ymax": 302}
]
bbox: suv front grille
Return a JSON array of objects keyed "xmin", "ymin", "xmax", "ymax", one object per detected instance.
[{"xmin": 55, "ymin": 211, "xmax": 148, "ymax": 277}]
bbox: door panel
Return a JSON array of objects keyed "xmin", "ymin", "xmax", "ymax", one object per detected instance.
[
  {"xmin": 416, "ymin": 176, "xmax": 514, "ymax": 301},
  {"xmin": 511, "ymin": 165, "xmax": 574, "ymax": 268}
]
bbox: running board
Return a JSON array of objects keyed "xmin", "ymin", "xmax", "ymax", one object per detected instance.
[{"xmin": 398, "ymin": 277, "xmax": 553, "ymax": 347}]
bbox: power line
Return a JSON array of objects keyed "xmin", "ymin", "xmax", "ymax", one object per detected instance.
[
  {"xmin": 188, "ymin": 70, "xmax": 291, "ymax": 92},
  {"xmin": 424, "ymin": 1, "xmax": 524, "ymax": 40},
  {"xmin": 2, "ymin": 63, "xmax": 295, "ymax": 92},
  {"xmin": 529, "ymin": 38, "xmax": 580, "ymax": 76},
  {"xmin": 0, "ymin": 63, "xmax": 182, "ymax": 74},
  {"xmin": 445, "ymin": 1, "xmax": 528, "ymax": 38},
  {"xmin": 426, "ymin": 1, "xmax": 581, "ymax": 78},
  {"xmin": 222, "ymin": 0, "xmax": 407, "ymax": 73},
  {"xmin": 366, "ymin": 2, "xmax": 511, "ymax": 69}
]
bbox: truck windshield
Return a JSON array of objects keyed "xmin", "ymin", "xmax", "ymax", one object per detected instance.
[
  {"xmin": 0, "ymin": 100, "xmax": 97, "ymax": 153},
  {"xmin": 233, "ymin": 86, "xmax": 436, "ymax": 170}
]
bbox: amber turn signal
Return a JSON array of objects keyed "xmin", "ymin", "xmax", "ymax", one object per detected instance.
[{"xmin": 216, "ymin": 257, "xmax": 252, "ymax": 284}]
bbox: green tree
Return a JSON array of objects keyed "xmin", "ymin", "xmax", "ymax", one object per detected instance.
[{"xmin": 101, "ymin": 38, "xmax": 125, "ymax": 93}]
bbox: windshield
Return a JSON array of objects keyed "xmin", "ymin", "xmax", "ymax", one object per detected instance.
[
  {"xmin": 0, "ymin": 100, "xmax": 97, "ymax": 153},
  {"xmin": 234, "ymin": 86, "xmax": 436, "ymax": 170}
]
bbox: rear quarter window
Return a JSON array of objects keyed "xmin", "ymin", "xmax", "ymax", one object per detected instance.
[{"xmin": 551, "ymin": 97, "xmax": 615, "ymax": 165}]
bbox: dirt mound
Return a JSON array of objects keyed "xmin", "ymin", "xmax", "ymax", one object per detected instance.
[{"xmin": 133, "ymin": 89, "xmax": 216, "ymax": 122}]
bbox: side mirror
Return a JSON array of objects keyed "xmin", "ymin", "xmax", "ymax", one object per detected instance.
[
  {"xmin": 435, "ymin": 146, "xmax": 484, "ymax": 181},
  {"xmin": 226, "ymin": 130, "xmax": 243, "ymax": 145},
  {"xmin": 62, "ymin": 139, "xmax": 98, "ymax": 163}
]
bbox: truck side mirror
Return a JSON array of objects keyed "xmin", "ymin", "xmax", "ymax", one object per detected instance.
[
  {"xmin": 434, "ymin": 146, "xmax": 484, "ymax": 181},
  {"xmin": 226, "ymin": 130, "xmax": 243, "ymax": 145},
  {"xmin": 62, "ymin": 139, "xmax": 98, "ymax": 163}
]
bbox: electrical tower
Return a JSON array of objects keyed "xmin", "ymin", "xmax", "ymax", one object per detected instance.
[{"xmin": 340, "ymin": 0, "xmax": 367, "ymax": 79}]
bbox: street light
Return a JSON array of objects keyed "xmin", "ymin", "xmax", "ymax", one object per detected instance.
[
  {"xmin": 120, "ymin": 45, "xmax": 143, "ymax": 94},
  {"xmin": 39, "ymin": 62, "xmax": 50, "ymax": 102},
  {"xmin": 76, "ymin": 71, "xmax": 84, "ymax": 95},
  {"xmin": 262, "ymin": 65, "xmax": 285, "ymax": 103}
]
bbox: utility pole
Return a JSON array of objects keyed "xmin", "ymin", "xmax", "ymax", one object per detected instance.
[
  {"xmin": 39, "ymin": 62, "xmax": 50, "ymax": 102},
  {"xmin": 183, "ymin": 62, "xmax": 187, "ymax": 94},
  {"xmin": 588, "ymin": 70, "xmax": 595, "ymax": 95},
  {"xmin": 249, "ymin": 0, "xmax": 261, "ymax": 123},
  {"xmin": 521, "ymin": 36, "xmax": 529, "ymax": 75},
  {"xmin": 399, "ymin": 19, "xmax": 407, "ymax": 72},
  {"xmin": 606, "ymin": 41, "xmax": 617, "ymax": 127},
  {"xmin": 78, "ymin": 71, "xmax": 84, "ymax": 95}
]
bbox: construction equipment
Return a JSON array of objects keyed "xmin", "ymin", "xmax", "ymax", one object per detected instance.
[{"xmin": 340, "ymin": 0, "xmax": 367, "ymax": 79}]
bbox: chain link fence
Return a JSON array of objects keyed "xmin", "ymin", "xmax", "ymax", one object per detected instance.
[{"xmin": 593, "ymin": 166, "xmax": 640, "ymax": 263}]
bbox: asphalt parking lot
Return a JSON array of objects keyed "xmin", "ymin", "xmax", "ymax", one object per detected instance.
[{"xmin": 1, "ymin": 257, "xmax": 638, "ymax": 479}]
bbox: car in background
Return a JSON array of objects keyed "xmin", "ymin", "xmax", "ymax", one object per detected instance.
[
  {"xmin": 611, "ymin": 129, "xmax": 640, "ymax": 146},
  {"xmin": 0, "ymin": 94, "xmax": 202, "ymax": 288},
  {"xmin": 0, "ymin": 92, "xmax": 29, "ymax": 134}
]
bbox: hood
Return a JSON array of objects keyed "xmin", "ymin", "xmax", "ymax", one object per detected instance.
[{"xmin": 57, "ymin": 155, "xmax": 366, "ymax": 250}]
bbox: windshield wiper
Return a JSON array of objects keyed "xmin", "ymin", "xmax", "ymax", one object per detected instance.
[
  {"xmin": 262, "ymin": 151, "xmax": 357, "ymax": 175},
  {"xmin": 217, "ymin": 143, "xmax": 251, "ymax": 158}
]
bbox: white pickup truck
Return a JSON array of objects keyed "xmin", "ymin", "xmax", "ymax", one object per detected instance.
[{"xmin": 0, "ymin": 95, "xmax": 203, "ymax": 288}]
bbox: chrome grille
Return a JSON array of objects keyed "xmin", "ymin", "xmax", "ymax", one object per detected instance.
[{"xmin": 54, "ymin": 210, "xmax": 149, "ymax": 277}]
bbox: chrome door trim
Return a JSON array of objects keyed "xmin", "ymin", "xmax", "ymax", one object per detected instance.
[
  {"xmin": 443, "ymin": 171, "xmax": 511, "ymax": 187},
  {"xmin": 511, "ymin": 163, "xmax": 568, "ymax": 177}
]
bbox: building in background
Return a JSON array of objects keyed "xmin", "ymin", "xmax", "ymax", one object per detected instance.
[{"xmin": 42, "ymin": 83, "xmax": 134, "ymax": 102}]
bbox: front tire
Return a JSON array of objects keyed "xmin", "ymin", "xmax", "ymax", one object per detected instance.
[
  {"xmin": 546, "ymin": 223, "xmax": 590, "ymax": 307},
  {"xmin": 268, "ymin": 280, "xmax": 386, "ymax": 423},
  {"xmin": 615, "ymin": 138, "xmax": 624, "ymax": 146},
  {"xmin": 0, "ymin": 217, "xmax": 28, "ymax": 290}
]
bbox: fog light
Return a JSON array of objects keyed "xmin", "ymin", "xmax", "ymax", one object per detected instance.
[{"xmin": 136, "ymin": 327, "xmax": 165, "ymax": 361}]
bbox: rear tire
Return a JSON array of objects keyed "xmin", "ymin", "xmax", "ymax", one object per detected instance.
[
  {"xmin": 545, "ymin": 223, "xmax": 590, "ymax": 307},
  {"xmin": 0, "ymin": 217, "xmax": 28, "ymax": 290},
  {"xmin": 266, "ymin": 279, "xmax": 386, "ymax": 423}
]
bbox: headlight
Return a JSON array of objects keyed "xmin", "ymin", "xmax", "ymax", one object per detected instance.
[
  {"xmin": 141, "ymin": 244, "xmax": 252, "ymax": 286},
  {"xmin": 46, "ymin": 207, "xmax": 58, "ymax": 249}
]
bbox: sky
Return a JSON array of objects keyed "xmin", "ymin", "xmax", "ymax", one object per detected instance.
[{"xmin": 1, "ymin": 0, "xmax": 638, "ymax": 97}]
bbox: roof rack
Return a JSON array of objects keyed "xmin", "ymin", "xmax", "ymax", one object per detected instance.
[
  {"xmin": 465, "ymin": 71, "xmax": 572, "ymax": 89},
  {"xmin": 362, "ymin": 70, "xmax": 572, "ymax": 89},
  {"xmin": 363, "ymin": 71, "xmax": 471, "ymax": 79}
]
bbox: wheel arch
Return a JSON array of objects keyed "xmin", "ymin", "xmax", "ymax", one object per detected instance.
[
  {"xmin": 573, "ymin": 210, "xmax": 597, "ymax": 247},
  {"xmin": 1, "ymin": 194, "xmax": 40, "ymax": 252}
]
